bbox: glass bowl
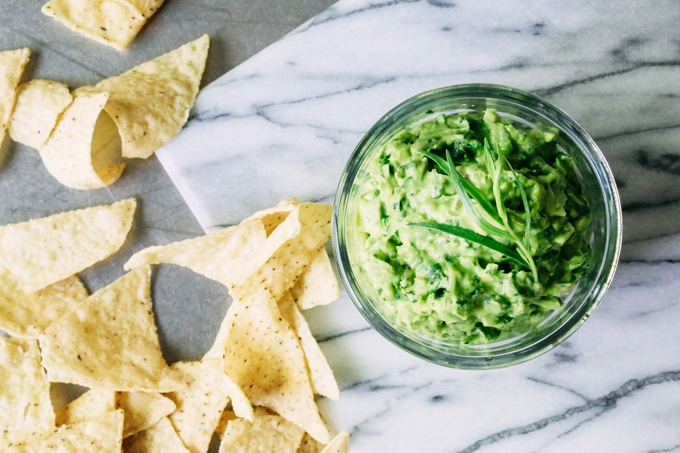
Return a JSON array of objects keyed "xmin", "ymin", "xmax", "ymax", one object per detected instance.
[{"xmin": 333, "ymin": 84, "xmax": 622, "ymax": 369}]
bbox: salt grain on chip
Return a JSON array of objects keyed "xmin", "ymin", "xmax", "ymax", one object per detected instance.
[
  {"xmin": 123, "ymin": 416, "xmax": 190, "ymax": 453},
  {"xmin": 39, "ymin": 266, "xmax": 185, "ymax": 392},
  {"xmin": 76, "ymin": 34, "xmax": 209, "ymax": 159},
  {"xmin": 41, "ymin": 0, "xmax": 165, "ymax": 50},
  {"xmin": 7, "ymin": 409, "xmax": 124, "ymax": 453},
  {"xmin": 214, "ymin": 289, "xmax": 330, "ymax": 444},
  {"xmin": 9, "ymin": 79, "xmax": 73, "ymax": 149},
  {"xmin": 0, "ymin": 337, "xmax": 55, "ymax": 449},
  {"xmin": 39, "ymin": 91, "xmax": 125, "ymax": 189},
  {"xmin": 0, "ymin": 198, "xmax": 135, "ymax": 292},
  {"xmin": 0, "ymin": 268, "xmax": 88, "ymax": 338},
  {"xmin": 0, "ymin": 48, "xmax": 30, "ymax": 149}
]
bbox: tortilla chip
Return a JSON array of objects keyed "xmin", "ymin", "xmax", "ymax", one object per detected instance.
[
  {"xmin": 55, "ymin": 388, "xmax": 116, "ymax": 426},
  {"xmin": 231, "ymin": 203, "xmax": 333, "ymax": 303},
  {"xmin": 39, "ymin": 91, "xmax": 124, "ymax": 190},
  {"xmin": 76, "ymin": 34, "xmax": 209, "ymax": 159},
  {"xmin": 278, "ymin": 292, "xmax": 339, "ymax": 400},
  {"xmin": 320, "ymin": 431, "xmax": 349, "ymax": 453},
  {"xmin": 290, "ymin": 248, "xmax": 340, "ymax": 310},
  {"xmin": 117, "ymin": 391, "xmax": 176, "ymax": 438},
  {"xmin": 41, "ymin": 0, "xmax": 165, "ymax": 50},
  {"xmin": 39, "ymin": 266, "xmax": 185, "ymax": 392},
  {"xmin": 215, "ymin": 409, "xmax": 238, "ymax": 438},
  {"xmin": 219, "ymin": 407, "xmax": 305, "ymax": 453},
  {"xmin": 7, "ymin": 409, "xmax": 124, "ymax": 453},
  {"xmin": 123, "ymin": 416, "xmax": 190, "ymax": 453},
  {"xmin": 217, "ymin": 290, "xmax": 330, "ymax": 443},
  {"xmin": 125, "ymin": 220, "xmax": 267, "ymax": 287},
  {"xmin": 0, "ymin": 267, "xmax": 88, "ymax": 338},
  {"xmin": 242, "ymin": 198, "xmax": 299, "ymax": 236},
  {"xmin": 165, "ymin": 359, "xmax": 236, "ymax": 453},
  {"xmin": 0, "ymin": 48, "xmax": 30, "ymax": 147},
  {"xmin": 0, "ymin": 338, "xmax": 54, "ymax": 449},
  {"xmin": 0, "ymin": 198, "xmax": 135, "ymax": 292},
  {"xmin": 9, "ymin": 79, "xmax": 73, "ymax": 149},
  {"xmin": 298, "ymin": 433, "xmax": 324, "ymax": 453}
]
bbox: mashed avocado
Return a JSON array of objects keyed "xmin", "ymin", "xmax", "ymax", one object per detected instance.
[{"xmin": 355, "ymin": 110, "xmax": 591, "ymax": 344}]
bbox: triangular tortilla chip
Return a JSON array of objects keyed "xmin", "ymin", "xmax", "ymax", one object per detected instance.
[
  {"xmin": 0, "ymin": 338, "xmax": 55, "ymax": 449},
  {"xmin": 0, "ymin": 267, "xmax": 88, "ymax": 338},
  {"xmin": 319, "ymin": 431, "xmax": 349, "ymax": 453},
  {"xmin": 7, "ymin": 409, "xmax": 124, "ymax": 453},
  {"xmin": 116, "ymin": 391, "xmax": 176, "ymax": 438},
  {"xmin": 9, "ymin": 79, "xmax": 73, "ymax": 149},
  {"xmin": 55, "ymin": 388, "xmax": 116, "ymax": 426},
  {"xmin": 290, "ymin": 248, "xmax": 340, "ymax": 310},
  {"xmin": 166, "ymin": 359, "xmax": 239, "ymax": 453},
  {"xmin": 41, "ymin": 0, "xmax": 165, "ymax": 50},
  {"xmin": 0, "ymin": 198, "xmax": 135, "ymax": 292},
  {"xmin": 216, "ymin": 290, "xmax": 330, "ymax": 443},
  {"xmin": 39, "ymin": 91, "xmax": 125, "ymax": 189},
  {"xmin": 0, "ymin": 48, "xmax": 30, "ymax": 147},
  {"xmin": 230, "ymin": 203, "xmax": 332, "ymax": 303},
  {"xmin": 76, "ymin": 34, "xmax": 209, "ymax": 159},
  {"xmin": 219, "ymin": 407, "xmax": 305, "ymax": 453},
  {"xmin": 39, "ymin": 266, "xmax": 184, "ymax": 392},
  {"xmin": 123, "ymin": 416, "xmax": 190, "ymax": 453},
  {"xmin": 278, "ymin": 293, "xmax": 339, "ymax": 400},
  {"xmin": 124, "ymin": 220, "xmax": 267, "ymax": 287}
]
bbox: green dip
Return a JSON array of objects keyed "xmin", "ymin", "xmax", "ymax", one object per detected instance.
[{"xmin": 354, "ymin": 110, "xmax": 591, "ymax": 344}]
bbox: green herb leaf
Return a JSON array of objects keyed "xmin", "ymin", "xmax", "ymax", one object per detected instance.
[
  {"xmin": 416, "ymin": 149, "xmax": 501, "ymax": 224},
  {"xmin": 504, "ymin": 156, "xmax": 532, "ymax": 248},
  {"xmin": 409, "ymin": 222, "xmax": 530, "ymax": 269}
]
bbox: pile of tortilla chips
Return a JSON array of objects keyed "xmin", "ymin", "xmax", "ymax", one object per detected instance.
[
  {"xmin": 0, "ymin": 34, "xmax": 208, "ymax": 189},
  {"xmin": 0, "ymin": 197, "xmax": 349, "ymax": 452}
]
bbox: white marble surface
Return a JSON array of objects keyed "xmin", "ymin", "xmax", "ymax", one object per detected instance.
[{"xmin": 157, "ymin": 0, "xmax": 680, "ymax": 451}]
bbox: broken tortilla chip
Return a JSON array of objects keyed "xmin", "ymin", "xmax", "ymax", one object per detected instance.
[
  {"xmin": 166, "ymin": 359, "xmax": 240, "ymax": 453},
  {"xmin": 76, "ymin": 34, "xmax": 209, "ymax": 159},
  {"xmin": 41, "ymin": 0, "xmax": 165, "ymax": 50},
  {"xmin": 0, "ymin": 337, "xmax": 55, "ymax": 449},
  {"xmin": 0, "ymin": 268, "xmax": 88, "ymax": 338},
  {"xmin": 219, "ymin": 407, "xmax": 305, "ymax": 453},
  {"xmin": 124, "ymin": 219, "xmax": 267, "ymax": 287},
  {"xmin": 278, "ymin": 292, "xmax": 339, "ymax": 400},
  {"xmin": 55, "ymin": 388, "xmax": 116, "ymax": 427},
  {"xmin": 0, "ymin": 48, "xmax": 30, "ymax": 148},
  {"xmin": 39, "ymin": 91, "xmax": 124, "ymax": 190},
  {"xmin": 0, "ymin": 198, "xmax": 135, "ymax": 293},
  {"xmin": 230, "ymin": 203, "xmax": 333, "ymax": 303},
  {"xmin": 123, "ymin": 416, "xmax": 189, "ymax": 453},
  {"xmin": 7, "ymin": 409, "xmax": 124, "ymax": 453},
  {"xmin": 39, "ymin": 266, "xmax": 184, "ymax": 392},
  {"xmin": 216, "ymin": 290, "xmax": 330, "ymax": 444},
  {"xmin": 290, "ymin": 248, "xmax": 340, "ymax": 310},
  {"xmin": 9, "ymin": 79, "xmax": 73, "ymax": 149},
  {"xmin": 320, "ymin": 431, "xmax": 349, "ymax": 453},
  {"xmin": 116, "ymin": 391, "xmax": 176, "ymax": 438}
]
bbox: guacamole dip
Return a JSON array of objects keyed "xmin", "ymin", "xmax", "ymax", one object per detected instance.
[{"xmin": 354, "ymin": 110, "xmax": 591, "ymax": 344}]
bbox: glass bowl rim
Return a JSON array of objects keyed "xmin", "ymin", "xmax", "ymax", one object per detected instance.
[{"xmin": 332, "ymin": 83, "xmax": 623, "ymax": 370}]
